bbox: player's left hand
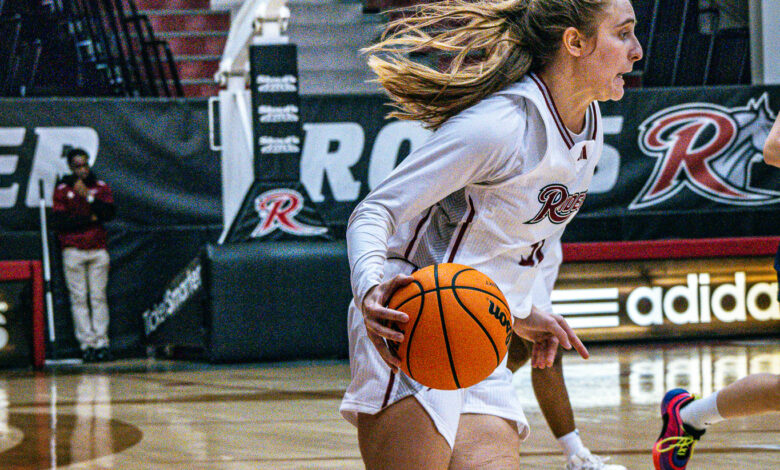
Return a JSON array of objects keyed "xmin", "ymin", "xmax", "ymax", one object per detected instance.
[{"xmin": 512, "ymin": 307, "xmax": 589, "ymax": 368}]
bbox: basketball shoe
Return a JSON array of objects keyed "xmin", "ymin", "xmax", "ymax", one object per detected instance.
[
  {"xmin": 565, "ymin": 449, "xmax": 626, "ymax": 470},
  {"xmin": 653, "ymin": 388, "xmax": 706, "ymax": 470}
]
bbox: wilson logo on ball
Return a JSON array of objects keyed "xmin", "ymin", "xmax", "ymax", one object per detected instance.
[{"xmin": 488, "ymin": 299, "xmax": 512, "ymax": 345}]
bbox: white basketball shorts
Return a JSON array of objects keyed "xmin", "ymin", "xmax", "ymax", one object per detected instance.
[{"xmin": 339, "ymin": 299, "xmax": 530, "ymax": 448}]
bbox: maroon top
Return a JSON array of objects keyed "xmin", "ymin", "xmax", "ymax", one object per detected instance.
[{"xmin": 52, "ymin": 175, "xmax": 114, "ymax": 250}]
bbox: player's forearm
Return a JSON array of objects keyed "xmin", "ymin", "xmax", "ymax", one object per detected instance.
[
  {"xmin": 764, "ymin": 118, "xmax": 780, "ymax": 167},
  {"xmin": 346, "ymin": 202, "xmax": 394, "ymax": 307},
  {"xmin": 764, "ymin": 138, "xmax": 780, "ymax": 167}
]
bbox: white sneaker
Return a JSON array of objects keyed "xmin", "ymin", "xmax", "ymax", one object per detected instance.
[{"xmin": 564, "ymin": 449, "xmax": 627, "ymax": 470}]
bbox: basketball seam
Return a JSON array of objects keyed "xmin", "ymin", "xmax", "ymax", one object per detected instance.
[
  {"xmin": 450, "ymin": 270, "xmax": 501, "ymax": 367},
  {"xmin": 404, "ymin": 279, "xmax": 425, "ymax": 382},
  {"xmin": 434, "ymin": 264, "xmax": 460, "ymax": 389},
  {"xmin": 393, "ymin": 286, "xmax": 509, "ymax": 313}
]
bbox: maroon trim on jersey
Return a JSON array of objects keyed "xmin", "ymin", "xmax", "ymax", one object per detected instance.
[
  {"xmin": 590, "ymin": 102, "xmax": 598, "ymax": 140},
  {"xmin": 529, "ymin": 73, "xmax": 575, "ymax": 149},
  {"xmin": 403, "ymin": 207, "xmax": 433, "ymax": 259},
  {"xmin": 381, "ymin": 372, "xmax": 396, "ymax": 408},
  {"xmin": 447, "ymin": 196, "xmax": 475, "ymax": 263}
]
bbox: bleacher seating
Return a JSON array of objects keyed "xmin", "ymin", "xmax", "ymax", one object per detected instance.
[
  {"xmin": 0, "ymin": 0, "xmax": 753, "ymax": 97},
  {"xmin": 0, "ymin": 0, "xmax": 182, "ymax": 96}
]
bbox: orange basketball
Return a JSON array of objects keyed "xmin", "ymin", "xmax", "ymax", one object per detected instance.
[{"xmin": 386, "ymin": 263, "xmax": 513, "ymax": 390}]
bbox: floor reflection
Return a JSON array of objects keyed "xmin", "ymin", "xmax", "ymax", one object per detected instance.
[
  {"xmin": 0, "ymin": 339, "xmax": 776, "ymax": 469},
  {"xmin": 0, "ymin": 374, "xmax": 142, "ymax": 469},
  {"xmin": 512, "ymin": 340, "xmax": 780, "ymax": 409}
]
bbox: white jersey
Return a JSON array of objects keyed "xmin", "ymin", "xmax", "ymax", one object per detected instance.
[
  {"xmin": 341, "ymin": 74, "xmax": 603, "ymax": 446},
  {"xmin": 348, "ymin": 73, "xmax": 603, "ymax": 318}
]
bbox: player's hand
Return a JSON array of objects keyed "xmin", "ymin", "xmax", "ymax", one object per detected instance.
[
  {"xmin": 73, "ymin": 179, "xmax": 89, "ymax": 197},
  {"xmin": 512, "ymin": 306, "xmax": 589, "ymax": 368},
  {"xmin": 360, "ymin": 273, "xmax": 415, "ymax": 372}
]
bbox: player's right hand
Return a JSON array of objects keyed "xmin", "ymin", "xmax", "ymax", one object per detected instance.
[
  {"xmin": 512, "ymin": 307, "xmax": 589, "ymax": 368},
  {"xmin": 360, "ymin": 274, "xmax": 414, "ymax": 372}
]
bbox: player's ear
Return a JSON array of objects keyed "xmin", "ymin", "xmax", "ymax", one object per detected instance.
[{"xmin": 562, "ymin": 27, "xmax": 585, "ymax": 57}]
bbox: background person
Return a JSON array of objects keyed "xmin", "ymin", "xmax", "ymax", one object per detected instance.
[{"xmin": 52, "ymin": 148, "xmax": 116, "ymax": 363}]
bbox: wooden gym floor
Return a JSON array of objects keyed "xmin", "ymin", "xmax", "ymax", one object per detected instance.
[{"xmin": 0, "ymin": 339, "xmax": 778, "ymax": 469}]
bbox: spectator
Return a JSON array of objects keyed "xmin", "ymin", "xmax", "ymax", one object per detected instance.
[{"xmin": 52, "ymin": 148, "xmax": 115, "ymax": 363}]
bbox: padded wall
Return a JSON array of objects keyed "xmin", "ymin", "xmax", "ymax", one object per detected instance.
[{"xmin": 203, "ymin": 241, "xmax": 352, "ymax": 362}]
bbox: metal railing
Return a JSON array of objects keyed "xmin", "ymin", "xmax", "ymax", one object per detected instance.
[{"xmin": 0, "ymin": 0, "xmax": 183, "ymax": 96}]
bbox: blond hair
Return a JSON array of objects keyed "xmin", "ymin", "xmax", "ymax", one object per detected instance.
[{"xmin": 364, "ymin": 0, "xmax": 609, "ymax": 130}]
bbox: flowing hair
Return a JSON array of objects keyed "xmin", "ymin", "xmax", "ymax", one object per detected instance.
[{"xmin": 364, "ymin": 0, "xmax": 609, "ymax": 130}]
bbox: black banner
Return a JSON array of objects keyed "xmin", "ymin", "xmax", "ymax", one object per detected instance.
[
  {"xmin": 0, "ymin": 98, "xmax": 222, "ymax": 232},
  {"xmin": 225, "ymin": 44, "xmax": 328, "ymax": 243},
  {"xmin": 2, "ymin": 89, "xmax": 778, "ymax": 240},
  {"xmin": 0, "ymin": 87, "xmax": 778, "ymax": 356},
  {"xmin": 250, "ymin": 44, "xmax": 303, "ymax": 180}
]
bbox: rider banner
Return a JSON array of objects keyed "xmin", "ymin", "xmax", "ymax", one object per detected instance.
[{"xmin": 288, "ymin": 87, "xmax": 780, "ymax": 241}]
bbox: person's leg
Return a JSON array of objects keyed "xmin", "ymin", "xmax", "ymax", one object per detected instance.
[
  {"xmin": 654, "ymin": 374, "xmax": 780, "ymax": 470},
  {"xmin": 680, "ymin": 373, "xmax": 780, "ymax": 430},
  {"xmin": 358, "ymin": 395, "xmax": 452, "ymax": 470},
  {"xmin": 531, "ymin": 351, "xmax": 576, "ymax": 438},
  {"xmin": 62, "ymin": 248, "xmax": 96, "ymax": 355},
  {"xmin": 507, "ymin": 333, "xmax": 625, "ymax": 469},
  {"xmin": 86, "ymin": 249, "xmax": 110, "ymax": 353},
  {"xmin": 717, "ymin": 373, "xmax": 780, "ymax": 417},
  {"xmin": 448, "ymin": 414, "xmax": 521, "ymax": 470}
]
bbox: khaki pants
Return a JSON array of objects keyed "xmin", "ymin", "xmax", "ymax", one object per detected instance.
[{"xmin": 62, "ymin": 247, "xmax": 110, "ymax": 350}]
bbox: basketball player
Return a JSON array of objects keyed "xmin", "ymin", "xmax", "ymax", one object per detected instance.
[
  {"xmin": 340, "ymin": 0, "xmax": 643, "ymax": 468},
  {"xmin": 651, "ymin": 114, "xmax": 780, "ymax": 470}
]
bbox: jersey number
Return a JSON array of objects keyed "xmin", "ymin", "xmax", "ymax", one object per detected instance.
[{"xmin": 519, "ymin": 240, "xmax": 545, "ymax": 267}]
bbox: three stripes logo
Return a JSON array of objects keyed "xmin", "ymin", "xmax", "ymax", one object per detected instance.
[{"xmin": 551, "ymin": 288, "xmax": 620, "ymax": 329}]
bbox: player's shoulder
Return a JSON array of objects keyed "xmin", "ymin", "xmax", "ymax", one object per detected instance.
[{"xmin": 444, "ymin": 93, "xmax": 533, "ymax": 147}]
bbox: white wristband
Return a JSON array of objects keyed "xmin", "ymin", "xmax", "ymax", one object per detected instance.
[{"xmin": 86, "ymin": 194, "xmax": 95, "ymax": 203}]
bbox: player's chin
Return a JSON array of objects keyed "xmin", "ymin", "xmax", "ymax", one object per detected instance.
[{"xmin": 606, "ymin": 83, "xmax": 625, "ymax": 101}]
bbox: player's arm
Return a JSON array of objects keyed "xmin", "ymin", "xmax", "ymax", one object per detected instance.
[
  {"xmin": 349, "ymin": 111, "xmax": 520, "ymax": 370},
  {"xmin": 348, "ymin": 112, "xmax": 517, "ymax": 307},
  {"xmin": 764, "ymin": 115, "xmax": 780, "ymax": 168}
]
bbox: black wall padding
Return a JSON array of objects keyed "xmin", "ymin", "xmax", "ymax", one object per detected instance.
[{"xmin": 202, "ymin": 241, "xmax": 352, "ymax": 362}]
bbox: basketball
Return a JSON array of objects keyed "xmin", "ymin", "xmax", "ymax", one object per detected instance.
[{"xmin": 385, "ymin": 263, "xmax": 513, "ymax": 390}]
